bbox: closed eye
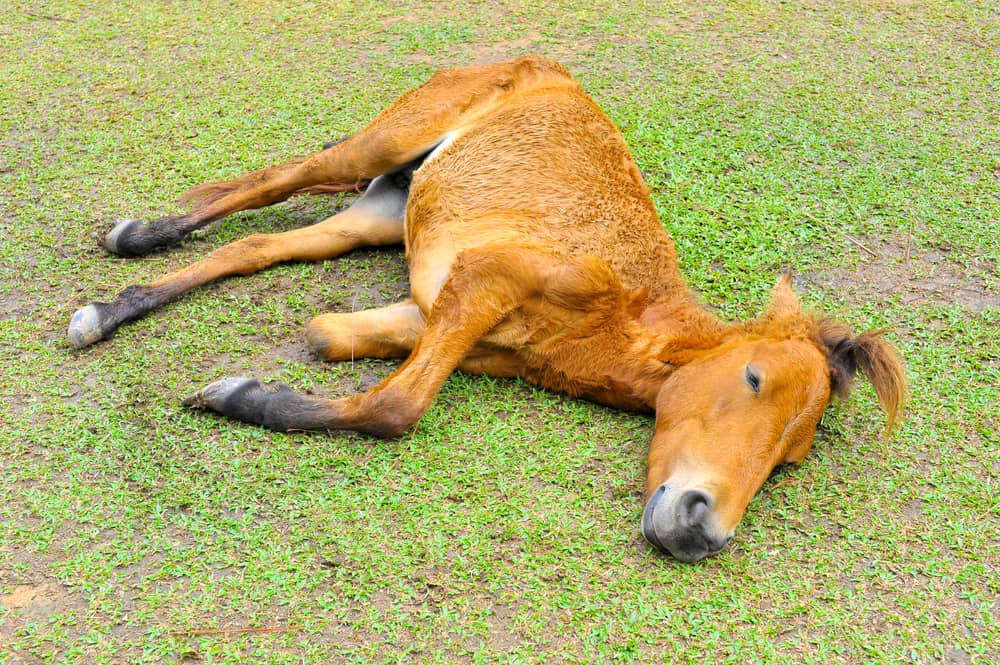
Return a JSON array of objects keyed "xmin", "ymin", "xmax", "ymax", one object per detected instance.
[{"xmin": 745, "ymin": 366, "xmax": 761, "ymax": 394}]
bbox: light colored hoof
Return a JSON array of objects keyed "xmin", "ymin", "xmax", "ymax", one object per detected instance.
[
  {"xmin": 103, "ymin": 219, "xmax": 140, "ymax": 255},
  {"xmin": 182, "ymin": 377, "xmax": 256, "ymax": 411},
  {"xmin": 67, "ymin": 304, "xmax": 104, "ymax": 349}
]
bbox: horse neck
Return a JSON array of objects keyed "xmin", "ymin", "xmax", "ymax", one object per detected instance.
[
  {"xmin": 630, "ymin": 290, "xmax": 738, "ymax": 370},
  {"xmin": 603, "ymin": 222, "xmax": 747, "ymax": 401}
]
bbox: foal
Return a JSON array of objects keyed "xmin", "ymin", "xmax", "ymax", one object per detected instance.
[{"xmin": 69, "ymin": 56, "xmax": 906, "ymax": 561}]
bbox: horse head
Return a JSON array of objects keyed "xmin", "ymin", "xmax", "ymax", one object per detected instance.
[{"xmin": 642, "ymin": 274, "xmax": 907, "ymax": 561}]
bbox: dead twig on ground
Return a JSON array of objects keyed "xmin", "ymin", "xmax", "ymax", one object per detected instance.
[
  {"xmin": 798, "ymin": 209, "xmax": 880, "ymax": 258},
  {"xmin": 25, "ymin": 12, "xmax": 74, "ymax": 22},
  {"xmin": 169, "ymin": 625, "xmax": 299, "ymax": 637}
]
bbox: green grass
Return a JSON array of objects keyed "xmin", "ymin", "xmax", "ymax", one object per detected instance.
[{"xmin": 1, "ymin": 1, "xmax": 997, "ymax": 663}]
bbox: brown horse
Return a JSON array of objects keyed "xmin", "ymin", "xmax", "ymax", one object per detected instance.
[{"xmin": 68, "ymin": 56, "xmax": 906, "ymax": 562}]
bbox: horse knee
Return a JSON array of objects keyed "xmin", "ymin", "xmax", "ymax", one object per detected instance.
[{"xmin": 358, "ymin": 387, "xmax": 430, "ymax": 438}]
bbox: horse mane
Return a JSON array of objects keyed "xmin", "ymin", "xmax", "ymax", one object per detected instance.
[{"xmin": 813, "ymin": 318, "xmax": 908, "ymax": 435}]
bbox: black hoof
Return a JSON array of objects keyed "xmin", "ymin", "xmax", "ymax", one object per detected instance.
[
  {"xmin": 184, "ymin": 377, "xmax": 333, "ymax": 433},
  {"xmin": 67, "ymin": 284, "xmax": 156, "ymax": 349},
  {"xmin": 67, "ymin": 303, "xmax": 111, "ymax": 349},
  {"xmin": 103, "ymin": 216, "xmax": 186, "ymax": 257},
  {"xmin": 103, "ymin": 219, "xmax": 146, "ymax": 256},
  {"xmin": 183, "ymin": 377, "xmax": 262, "ymax": 412},
  {"xmin": 183, "ymin": 377, "xmax": 302, "ymax": 430}
]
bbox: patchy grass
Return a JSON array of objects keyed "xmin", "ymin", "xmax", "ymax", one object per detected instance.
[{"xmin": 1, "ymin": 0, "xmax": 997, "ymax": 663}]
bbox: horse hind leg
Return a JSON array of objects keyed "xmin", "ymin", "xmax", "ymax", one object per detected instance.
[
  {"xmin": 102, "ymin": 113, "xmax": 439, "ymax": 258},
  {"xmin": 103, "ymin": 76, "xmax": 466, "ymax": 259},
  {"xmin": 69, "ymin": 174, "xmax": 407, "ymax": 349},
  {"xmin": 103, "ymin": 153, "xmax": 370, "ymax": 257},
  {"xmin": 104, "ymin": 57, "xmax": 568, "ymax": 257}
]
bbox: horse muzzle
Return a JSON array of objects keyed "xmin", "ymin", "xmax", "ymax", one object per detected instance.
[{"xmin": 641, "ymin": 483, "xmax": 734, "ymax": 562}]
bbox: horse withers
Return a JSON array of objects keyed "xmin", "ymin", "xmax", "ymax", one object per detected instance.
[{"xmin": 68, "ymin": 56, "xmax": 906, "ymax": 562}]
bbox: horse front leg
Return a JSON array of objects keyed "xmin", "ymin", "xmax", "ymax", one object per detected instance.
[
  {"xmin": 304, "ymin": 300, "xmax": 425, "ymax": 362},
  {"xmin": 183, "ymin": 245, "xmax": 620, "ymax": 436}
]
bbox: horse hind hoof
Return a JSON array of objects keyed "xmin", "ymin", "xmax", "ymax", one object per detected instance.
[
  {"xmin": 67, "ymin": 304, "xmax": 108, "ymax": 349},
  {"xmin": 182, "ymin": 377, "xmax": 260, "ymax": 411},
  {"xmin": 103, "ymin": 219, "xmax": 144, "ymax": 256}
]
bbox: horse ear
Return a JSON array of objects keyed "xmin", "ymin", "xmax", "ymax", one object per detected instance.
[
  {"xmin": 818, "ymin": 322, "xmax": 908, "ymax": 436},
  {"xmin": 765, "ymin": 272, "xmax": 802, "ymax": 320}
]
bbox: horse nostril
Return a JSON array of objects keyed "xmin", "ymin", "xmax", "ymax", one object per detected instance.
[
  {"xmin": 677, "ymin": 489, "xmax": 713, "ymax": 528},
  {"xmin": 642, "ymin": 486, "xmax": 732, "ymax": 561}
]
